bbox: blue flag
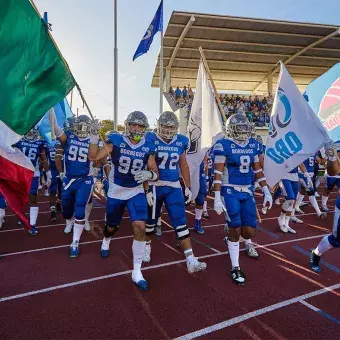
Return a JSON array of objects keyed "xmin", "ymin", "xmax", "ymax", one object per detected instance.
[
  {"xmin": 133, "ymin": 1, "xmax": 163, "ymax": 61},
  {"xmin": 39, "ymin": 99, "xmax": 73, "ymax": 146},
  {"xmin": 304, "ymin": 63, "xmax": 340, "ymax": 141}
]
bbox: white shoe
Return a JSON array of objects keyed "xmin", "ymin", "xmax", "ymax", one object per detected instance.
[
  {"xmin": 187, "ymin": 257, "xmax": 207, "ymax": 273},
  {"xmin": 315, "ymin": 192, "xmax": 320, "ymax": 198},
  {"xmin": 246, "ymin": 243, "xmax": 260, "ymax": 258},
  {"xmin": 38, "ymin": 185, "xmax": 43, "ymax": 190},
  {"xmin": 64, "ymin": 220, "xmax": 74, "ymax": 234},
  {"xmin": 274, "ymin": 198, "xmax": 281, "ymax": 205},
  {"xmin": 142, "ymin": 244, "xmax": 151, "ymax": 263},
  {"xmin": 84, "ymin": 221, "xmax": 91, "ymax": 232},
  {"xmin": 290, "ymin": 216, "xmax": 303, "ymax": 224},
  {"xmin": 44, "ymin": 190, "xmax": 49, "ymax": 197},
  {"xmin": 286, "ymin": 226, "xmax": 297, "ymax": 234},
  {"xmin": 278, "ymin": 218, "xmax": 288, "ymax": 233},
  {"xmin": 295, "ymin": 207, "xmax": 304, "ymax": 214}
]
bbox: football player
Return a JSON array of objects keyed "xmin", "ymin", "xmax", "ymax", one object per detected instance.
[
  {"xmin": 310, "ymin": 141, "xmax": 340, "ymax": 272},
  {"xmin": 143, "ymin": 111, "xmax": 207, "ymax": 274},
  {"xmin": 53, "ymin": 115, "xmax": 95, "ymax": 257},
  {"xmin": 213, "ymin": 114, "xmax": 272, "ymax": 284},
  {"xmin": 294, "ymin": 154, "xmax": 326, "ymax": 219},
  {"xmin": 89, "ymin": 111, "xmax": 158, "ymax": 291},
  {"xmin": 16, "ymin": 127, "xmax": 51, "ymax": 235}
]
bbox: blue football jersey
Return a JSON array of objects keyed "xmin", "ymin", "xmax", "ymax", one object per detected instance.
[
  {"xmin": 303, "ymin": 154, "xmax": 316, "ymax": 173},
  {"xmin": 63, "ymin": 131, "xmax": 92, "ymax": 178},
  {"xmin": 43, "ymin": 143, "xmax": 57, "ymax": 171},
  {"xmin": 16, "ymin": 139, "xmax": 44, "ymax": 168},
  {"xmin": 108, "ymin": 134, "xmax": 155, "ymax": 188},
  {"xmin": 213, "ymin": 138, "xmax": 260, "ymax": 186},
  {"xmin": 146, "ymin": 132, "xmax": 188, "ymax": 182}
]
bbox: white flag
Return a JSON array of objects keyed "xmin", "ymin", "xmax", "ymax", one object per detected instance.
[
  {"xmin": 186, "ymin": 61, "xmax": 224, "ymax": 199},
  {"xmin": 264, "ymin": 62, "xmax": 331, "ymax": 187}
]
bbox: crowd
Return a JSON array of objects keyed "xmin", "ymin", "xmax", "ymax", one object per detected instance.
[{"xmin": 168, "ymin": 86, "xmax": 273, "ymax": 127}]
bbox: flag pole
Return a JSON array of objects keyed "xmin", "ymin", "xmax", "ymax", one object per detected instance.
[
  {"xmin": 159, "ymin": 26, "xmax": 164, "ymax": 114},
  {"xmin": 198, "ymin": 46, "xmax": 227, "ymax": 123},
  {"xmin": 113, "ymin": 0, "xmax": 118, "ymax": 130}
]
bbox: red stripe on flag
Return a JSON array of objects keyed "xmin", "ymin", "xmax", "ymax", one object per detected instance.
[{"xmin": 0, "ymin": 149, "xmax": 34, "ymax": 229}]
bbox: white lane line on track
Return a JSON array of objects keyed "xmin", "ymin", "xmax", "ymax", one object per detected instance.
[
  {"xmin": 0, "ymin": 233, "xmax": 328, "ymax": 302},
  {"xmin": 173, "ymin": 283, "xmax": 340, "ymax": 340}
]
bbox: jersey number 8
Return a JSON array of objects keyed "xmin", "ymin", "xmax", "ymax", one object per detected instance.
[
  {"xmin": 118, "ymin": 156, "xmax": 144, "ymax": 175},
  {"xmin": 239, "ymin": 155, "xmax": 250, "ymax": 174}
]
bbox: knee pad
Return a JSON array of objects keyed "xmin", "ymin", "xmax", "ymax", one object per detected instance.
[
  {"xmin": 282, "ymin": 199, "xmax": 294, "ymax": 212},
  {"xmin": 176, "ymin": 225, "xmax": 190, "ymax": 240},
  {"xmin": 145, "ymin": 223, "xmax": 155, "ymax": 236},
  {"xmin": 104, "ymin": 224, "xmax": 119, "ymax": 238}
]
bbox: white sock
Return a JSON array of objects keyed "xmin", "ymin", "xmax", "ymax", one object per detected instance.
[
  {"xmin": 309, "ymin": 196, "xmax": 322, "ymax": 215},
  {"xmin": 73, "ymin": 223, "xmax": 84, "ymax": 243},
  {"xmin": 0, "ymin": 208, "xmax": 5, "ymax": 227},
  {"xmin": 296, "ymin": 193, "xmax": 304, "ymax": 209},
  {"xmin": 321, "ymin": 195, "xmax": 329, "ymax": 207},
  {"xmin": 285, "ymin": 215, "xmax": 291, "ymax": 227},
  {"xmin": 132, "ymin": 239, "xmax": 146, "ymax": 268},
  {"xmin": 315, "ymin": 235, "xmax": 333, "ymax": 255},
  {"xmin": 29, "ymin": 206, "xmax": 39, "ymax": 226},
  {"xmin": 279, "ymin": 211, "xmax": 286, "ymax": 225},
  {"xmin": 184, "ymin": 248, "xmax": 195, "ymax": 263},
  {"xmin": 101, "ymin": 237, "xmax": 111, "ymax": 250},
  {"xmin": 85, "ymin": 203, "xmax": 92, "ymax": 224},
  {"xmin": 203, "ymin": 201, "xmax": 207, "ymax": 212},
  {"xmin": 227, "ymin": 240, "xmax": 240, "ymax": 268},
  {"xmin": 195, "ymin": 208, "xmax": 203, "ymax": 220},
  {"xmin": 244, "ymin": 238, "xmax": 252, "ymax": 246}
]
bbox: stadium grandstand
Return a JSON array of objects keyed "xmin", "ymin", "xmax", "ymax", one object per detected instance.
[{"xmin": 152, "ymin": 11, "xmax": 340, "ymax": 134}]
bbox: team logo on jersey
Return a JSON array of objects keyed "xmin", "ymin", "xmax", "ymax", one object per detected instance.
[
  {"xmin": 187, "ymin": 108, "xmax": 202, "ymax": 154},
  {"xmin": 120, "ymin": 143, "xmax": 125, "ymax": 147},
  {"xmin": 155, "ymin": 140, "xmax": 159, "ymax": 145},
  {"xmin": 176, "ymin": 142, "xmax": 182, "ymax": 147},
  {"xmin": 318, "ymin": 77, "xmax": 340, "ymax": 131},
  {"xmin": 231, "ymin": 144, "xmax": 235, "ymax": 148},
  {"xmin": 142, "ymin": 147, "xmax": 149, "ymax": 152},
  {"xmin": 269, "ymin": 87, "xmax": 292, "ymax": 138},
  {"xmin": 70, "ymin": 135, "xmax": 75, "ymax": 138}
]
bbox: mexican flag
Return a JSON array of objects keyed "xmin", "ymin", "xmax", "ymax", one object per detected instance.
[{"xmin": 0, "ymin": 0, "xmax": 76, "ymax": 228}]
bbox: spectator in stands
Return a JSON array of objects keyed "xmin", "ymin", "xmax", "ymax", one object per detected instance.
[
  {"xmin": 182, "ymin": 86, "xmax": 188, "ymax": 99},
  {"xmin": 169, "ymin": 87, "xmax": 174, "ymax": 96},
  {"xmin": 175, "ymin": 87, "xmax": 182, "ymax": 101}
]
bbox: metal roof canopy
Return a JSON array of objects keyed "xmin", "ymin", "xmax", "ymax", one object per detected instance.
[{"xmin": 152, "ymin": 11, "xmax": 340, "ymax": 94}]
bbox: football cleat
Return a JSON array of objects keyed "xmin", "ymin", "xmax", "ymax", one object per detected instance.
[
  {"xmin": 278, "ymin": 218, "xmax": 288, "ymax": 233},
  {"xmin": 286, "ymin": 226, "xmax": 297, "ymax": 234},
  {"xmin": 231, "ymin": 267, "xmax": 246, "ymax": 285},
  {"xmin": 309, "ymin": 249, "xmax": 321, "ymax": 273},
  {"xmin": 131, "ymin": 271, "xmax": 148, "ymax": 291},
  {"xmin": 202, "ymin": 211, "xmax": 209, "ymax": 219},
  {"xmin": 318, "ymin": 212, "xmax": 327, "ymax": 220},
  {"xmin": 154, "ymin": 219, "xmax": 162, "ymax": 237},
  {"xmin": 295, "ymin": 207, "xmax": 304, "ymax": 214},
  {"xmin": 142, "ymin": 244, "xmax": 151, "ymax": 263},
  {"xmin": 64, "ymin": 220, "xmax": 74, "ymax": 234},
  {"xmin": 246, "ymin": 243, "xmax": 260, "ymax": 259},
  {"xmin": 84, "ymin": 221, "xmax": 91, "ymax": 232},
  {"xmin": 193, "ymin": 219, "xmax": 204, "ymax": 235},
  {"xmin": 28, "ymin": 225, "xmax": 38, "ymax": 236},
  {"xmin": 101, "ymin": 249, "xmax": 110, "ymax": 258},
  {"xmin": 69, "ymin": 241, "xmax": 80, "ymax": 258},
  {"xmin": 321, "ymin": 206, "xmax": 330, "ymax": 213},
  {"xmin": 186, "ymin": 257, "xmax": 207, "ymax": 273},
  {"xmin": 290, "ymin": 216, "xmax": 303, "ymax": 224},
  {"xmin": 50, "ymin": 210, "xmax": 57, "ymax": 222}
]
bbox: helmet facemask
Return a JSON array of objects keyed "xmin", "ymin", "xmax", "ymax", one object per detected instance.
[
  {"xmin": 157, "ymin": 111, "xmax": 179, "ymax": 141},
  {"xmin": 24, "ymin": 129, "xmax": 39, "ymax": 141}
]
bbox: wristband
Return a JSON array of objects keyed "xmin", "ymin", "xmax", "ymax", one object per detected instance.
[{"xmin": 262, "ymin": 185, "xmax": 270, "ymax": 196}]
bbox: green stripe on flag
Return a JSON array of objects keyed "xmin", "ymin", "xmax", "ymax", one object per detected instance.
[{"xmin": 0, "ymin": 0, "xmax": 76, "ymax": 141}]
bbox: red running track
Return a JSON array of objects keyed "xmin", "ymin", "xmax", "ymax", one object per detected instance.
[{"xmin": 0, "ymin": 188, "xmax": 339, "ymax": 339}]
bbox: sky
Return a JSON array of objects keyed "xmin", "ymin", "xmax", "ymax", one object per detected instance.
[{"xmin": 34, "ymin": 0, "xmax": 340, "ymax": 127}]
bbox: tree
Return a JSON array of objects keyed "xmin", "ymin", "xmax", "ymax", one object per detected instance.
[{"xmin": 99, "ymin": 119, "xmax": 124, "ymax": 139}]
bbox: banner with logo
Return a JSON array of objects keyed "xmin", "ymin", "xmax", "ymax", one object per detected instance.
[
  {"xmin": 303, "ymin": 63, "xmax": 340, "ymax": 141},
  {"xmin": 186, "ymin": 61, "xmax": 224, "ymax": 199},
  {"xmin": 264, "ymin": 62, "xmax": 331, "ymax": 187}
]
